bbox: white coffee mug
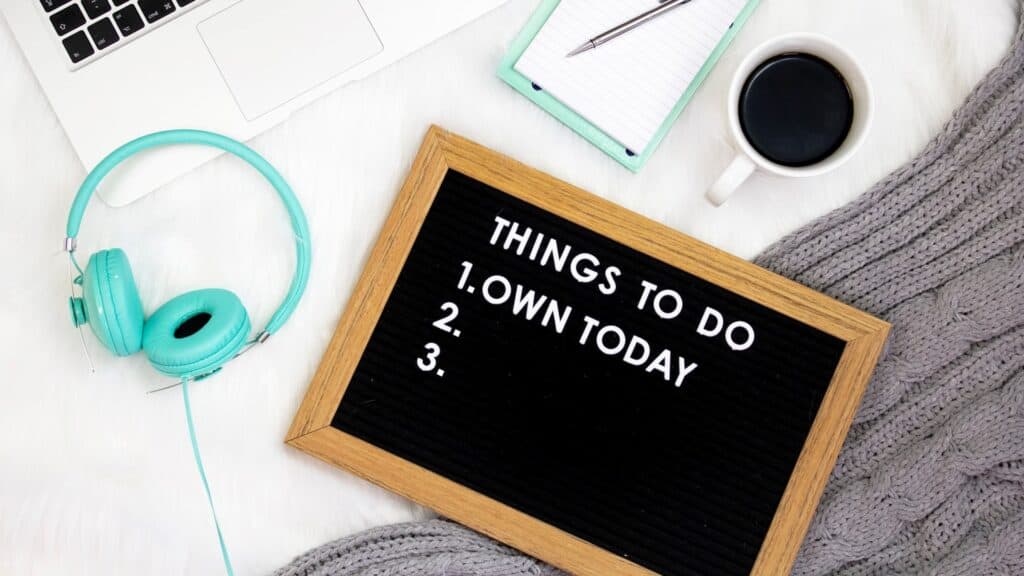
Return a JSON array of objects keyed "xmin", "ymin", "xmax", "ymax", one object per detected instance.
[{"xmin": 707, "ymin": 33, "xmax": 873, "ymax": 206}]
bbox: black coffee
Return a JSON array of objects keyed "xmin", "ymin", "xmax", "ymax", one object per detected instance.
[{"xmin": 739, "ymin": 53, "xmax": 854, "ymax": 167}]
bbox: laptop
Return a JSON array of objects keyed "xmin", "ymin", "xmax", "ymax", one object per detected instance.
[{"xmin": 1, "ymin": 0, "xmax": 509, "ymax": 205}]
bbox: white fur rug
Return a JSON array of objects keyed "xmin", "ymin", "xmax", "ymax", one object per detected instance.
[{"xmin": 0, "ymin": 0, "xmax": 1018, "ymax": 574}]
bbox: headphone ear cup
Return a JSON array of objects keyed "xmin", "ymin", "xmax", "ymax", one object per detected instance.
[
  {"xmin": 81, "ymin": 249, "xmax": 145, "ymax": 356},
  {"xmin": 142, "ymin": 288, "xmax": 251, "ymax": 379}
]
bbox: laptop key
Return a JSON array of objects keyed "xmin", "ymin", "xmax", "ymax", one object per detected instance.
[
  {"xmin": 88, "ymin": 18, "xmax": 119, "ymax": 50},
  {"xmin": 62, "ymin": 30, "xmax": 94, "ymax": 63},
  {"xmin": 82, "ymin": 0, "xmax": 111, "ymax": 19},
  {"xmin": 138, "ymin": 0, "xmax": 176, "ymax": 23},
  {"xmin": 40, "ymin": 0, "xmax": 73, "ymax": 12},
  {"xmin": 113, "ymin": 6, "xmax": 145, "ymax": 37},
  {"xmin": 48, "ymin": 0, "xmax": 208, "ymax": 68},
  {"xmin": 50, "ymin": 4, "xmax": 86, "ymax": 36}
]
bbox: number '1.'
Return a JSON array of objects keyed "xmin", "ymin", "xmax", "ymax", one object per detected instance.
[{"xmin": 457, "ymin": 261, "xmax": 473, "ymax": 291}]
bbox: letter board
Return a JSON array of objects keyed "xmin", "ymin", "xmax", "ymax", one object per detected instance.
[{"xmin": 288, "ymin": 127, "xmax": 889, "ymax": 576}]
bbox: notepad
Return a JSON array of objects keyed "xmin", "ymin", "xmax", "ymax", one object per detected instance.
[{"xmin": 500, "ymin": 0, "xmax": 759, "ymax": 170}]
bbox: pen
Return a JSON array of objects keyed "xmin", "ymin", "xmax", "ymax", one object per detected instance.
[{"xmin": 567, "ymin": 0, "xmax": 695, "ymax": 57}]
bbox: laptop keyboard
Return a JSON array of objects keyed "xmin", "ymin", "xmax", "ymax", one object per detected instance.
[{"xmin": 40, "ymin": 0, "xmax": 210, "ymax": 68}]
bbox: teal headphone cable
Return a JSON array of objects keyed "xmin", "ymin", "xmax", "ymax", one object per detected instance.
[{"xmin": 184, "ymin": 380, "xmax": 234, "ymax": 576}]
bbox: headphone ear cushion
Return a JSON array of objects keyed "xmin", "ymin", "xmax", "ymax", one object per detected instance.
[
  {"xmin": 82, "ymin": 249, "xmax": 145, "ymax": 356},
  {"xmin": 142, "ymin": 289, "xmax": 251, "ymax": 379}
]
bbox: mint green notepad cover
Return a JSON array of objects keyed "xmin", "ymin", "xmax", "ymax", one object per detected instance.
[{"xmin": 498, "ymin": 0, "xmax": 761, "ymax": 172}]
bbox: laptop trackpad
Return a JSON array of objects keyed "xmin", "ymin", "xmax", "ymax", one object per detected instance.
[{"xmin": 199, "ymin": 0, "xmax": 383, "ymax": 119}]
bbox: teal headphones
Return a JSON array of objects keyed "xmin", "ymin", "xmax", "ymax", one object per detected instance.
[{"xmin": 65, "ymin": 129, "xmax": 311, "ymax": 381}]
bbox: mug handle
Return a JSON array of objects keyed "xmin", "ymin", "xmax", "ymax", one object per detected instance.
[{"xmin": 707, "ymin": 153, "xmax": 756, "ymax": 206}]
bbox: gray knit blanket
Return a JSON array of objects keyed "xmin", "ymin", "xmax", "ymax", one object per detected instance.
[{"xmin": 277, "ymin": 11, "xmax": 1024, "ymax": 576}]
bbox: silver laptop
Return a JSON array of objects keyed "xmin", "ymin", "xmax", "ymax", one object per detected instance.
[{"xmin": 2, "ymin": 0, "xmax": 508, "ymax": 205}]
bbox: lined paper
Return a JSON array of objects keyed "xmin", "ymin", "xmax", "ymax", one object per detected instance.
[{"xmin": 514, "ymin": 0, "xmax": 748, "ymax": 154}]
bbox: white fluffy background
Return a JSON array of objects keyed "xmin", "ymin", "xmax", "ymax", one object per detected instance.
[{"xmin": 0, "ymin": 0, "xmax": 1018, "ymax": 574}]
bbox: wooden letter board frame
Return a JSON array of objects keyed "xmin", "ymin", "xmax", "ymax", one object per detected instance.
[{"xmin": 287, "ymin": 126, "xmax": 890, "ymax": 576}]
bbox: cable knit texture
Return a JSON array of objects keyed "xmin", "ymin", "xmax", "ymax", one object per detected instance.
[
  {"xmin": 277, "ymin": 8, "xmax": 1024, "ymax": 575},
  {"xmin": 274, "ymin": 520, "xmax": 562, "ymax": 576}
]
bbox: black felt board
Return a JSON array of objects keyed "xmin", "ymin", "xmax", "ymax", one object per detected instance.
[{"xmin": 332, "ymin": 170, "xmax": 846, "ymax": 576}]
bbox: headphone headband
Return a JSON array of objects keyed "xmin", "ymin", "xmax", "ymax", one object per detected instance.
[{"xmin": 66, "ymin": 129, "xmax": 311, "ymax": 337}]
